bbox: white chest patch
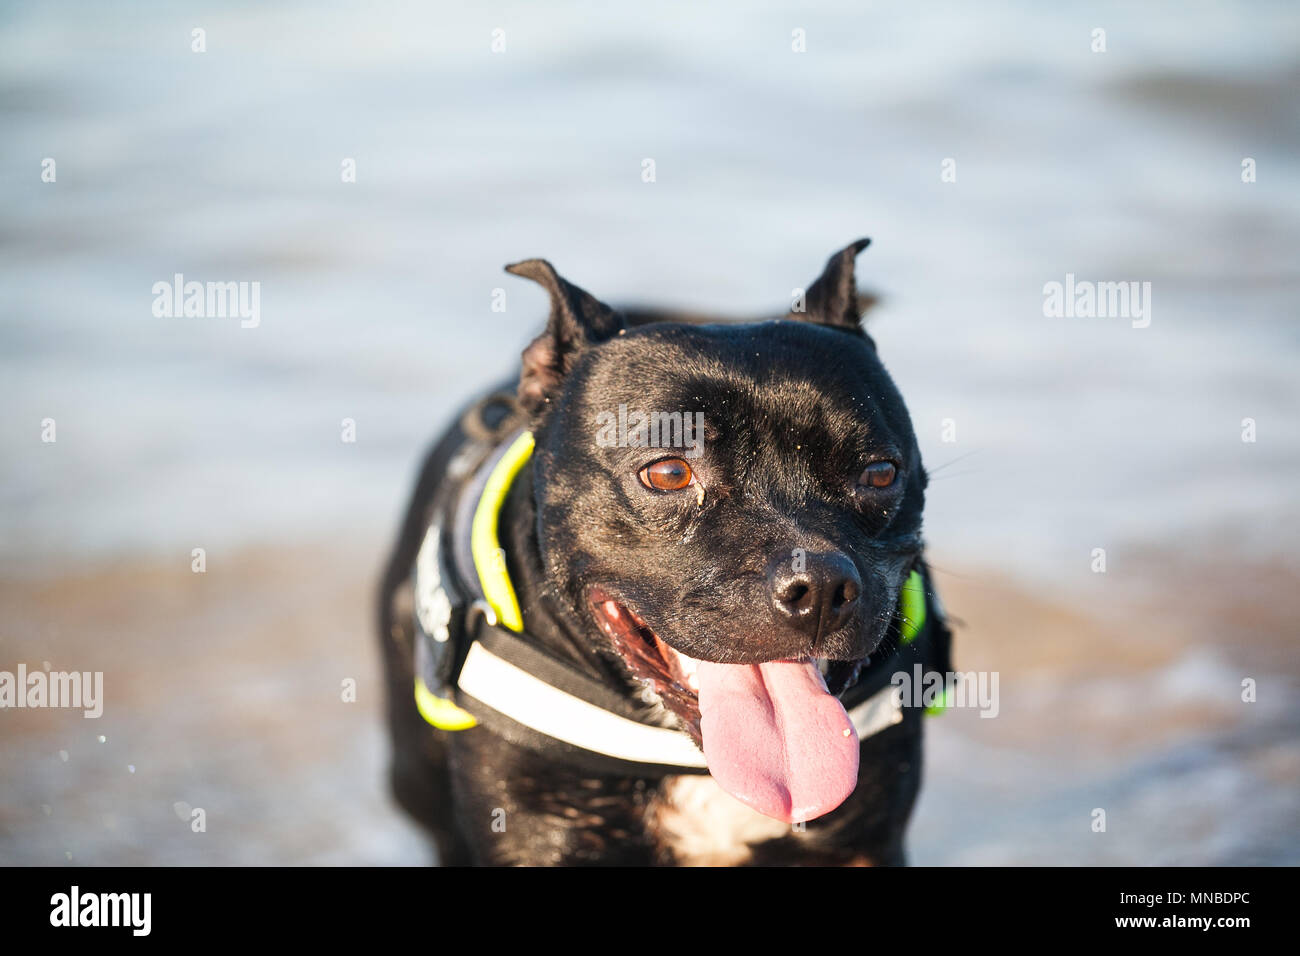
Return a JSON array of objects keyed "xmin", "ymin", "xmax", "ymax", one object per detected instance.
[{"xmin": 650, "ymin": 775, "xmax": 793, "ymax": 866}]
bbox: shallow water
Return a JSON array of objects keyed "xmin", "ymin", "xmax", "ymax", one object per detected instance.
[{"xmin": 4, "ymin": 0, "xmax": 1298, "ymax": 584}]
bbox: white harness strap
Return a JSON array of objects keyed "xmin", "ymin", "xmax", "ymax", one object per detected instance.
[
  {"xmin": 849, "ymin": 684, "xmax": 905, "ymax": 739},
  {"xmin": 455, "ymin": 640, "xmax": 904, "ymax": 769},
  {"xmin": 457, "ymin": 642, "xmax": 708, "ymax": 768}
]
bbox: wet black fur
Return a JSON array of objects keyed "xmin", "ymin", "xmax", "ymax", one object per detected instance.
[{"xmin": 378, "ymin": 240, "xmax": 934, "ymax": 865}]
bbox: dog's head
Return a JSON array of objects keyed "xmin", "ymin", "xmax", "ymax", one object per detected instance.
[{"xmin": 507, "ymin": 240, "xmax": 925, "ymax": 822}]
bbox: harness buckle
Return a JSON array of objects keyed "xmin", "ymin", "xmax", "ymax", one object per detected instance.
[{"xmin": 465, "ymin": 598, "xmax": 499, "ymax": 633}]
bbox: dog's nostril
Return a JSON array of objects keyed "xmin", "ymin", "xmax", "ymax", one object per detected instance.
[
  {"xmin": 832, "ymin": 578, "xmax": 859, "ymax": 610},
  {"xmin": 782, "ymin": 582, "xmax": 811, "ymax": 608}
]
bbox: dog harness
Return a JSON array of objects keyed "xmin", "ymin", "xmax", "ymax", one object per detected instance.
[{"xmin": 410, "ymin": 394, "xmax": 951, "ymax": 777}]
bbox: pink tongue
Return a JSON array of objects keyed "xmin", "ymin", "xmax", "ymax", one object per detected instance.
[{"xmin": 697, "ymin": 659, "xmax": 859, "ymax": 823}]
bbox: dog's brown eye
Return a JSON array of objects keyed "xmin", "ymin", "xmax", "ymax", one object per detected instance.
[
  {"xmin": 859, "ymin": 462, "xmax": 897, "ymax": 489},
  {"xmin": 639, "ymin": 458, "xmax": 693, "ymax": 492}
]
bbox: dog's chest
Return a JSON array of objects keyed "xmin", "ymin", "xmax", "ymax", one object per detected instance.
[{"xmin": 649, "ymin": 775, "xmax": 792, "ymax": 865}]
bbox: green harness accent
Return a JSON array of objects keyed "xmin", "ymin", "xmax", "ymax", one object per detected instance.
[
  {"xmin": 899, "ymin": 568, "xmax": 926, "ymax": 643},
  {"xmin": 898, "ymin": 569, "xmax": 941, "ymax": 711},
  {"xmin": 418, "ymin": 429, "xmax": 933, "ymax": 730}
]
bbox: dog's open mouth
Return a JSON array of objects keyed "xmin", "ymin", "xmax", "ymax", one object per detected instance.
[{"xmin": 589, "ymin": 588, "xmax": 860, "ymax": 823}]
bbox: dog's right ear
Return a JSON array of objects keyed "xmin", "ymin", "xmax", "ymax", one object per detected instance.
[
  {"xmin": 506, "ymin": 259, "xmax": 625, "ymax": 414},
  {"xmin": 791, "ymin": 238, "xmax": 873, "ymax": 334}
]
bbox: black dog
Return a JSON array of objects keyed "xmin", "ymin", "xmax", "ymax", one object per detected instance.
[{"xmin": 378, "ymin": 239, "xmax": 951, "ymax": 865}]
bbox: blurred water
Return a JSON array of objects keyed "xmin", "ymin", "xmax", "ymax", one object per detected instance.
[{"xmin": 3, "ymin": 0, "xmax": 1299, "ymax": 590}]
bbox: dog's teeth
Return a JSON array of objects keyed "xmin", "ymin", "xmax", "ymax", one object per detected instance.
[
  {"xmin": 669, "ymin": 648, "xmax": 702, "ymax": 692},
  {"xmin": 818, "ymin": 658, "xmax": 830, "ymax": 675},
  {"xmin": 672, "ymin": 649, "xmax": 700, "ymax": 675}
]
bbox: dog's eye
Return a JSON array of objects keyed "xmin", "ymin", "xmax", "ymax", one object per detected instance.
[
  {"xmin": 858, "ymin": 462, "xmax": 897, "ymax": 489},
  {"xmin": 639, "ymin": 458, "xmax": 693, "ymax": 492}
]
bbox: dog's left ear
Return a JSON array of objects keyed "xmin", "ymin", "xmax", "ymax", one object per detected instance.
[
  {"xmin": 506, "ymin": 258, "xmax": 625, "ymax": 413},
  {"xmin": 790, "ymin": 238, "xmax": 873, "ymax": 334}
]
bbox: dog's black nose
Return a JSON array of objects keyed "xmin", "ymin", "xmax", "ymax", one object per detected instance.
[{"xmin": 769, "ymin": 551, "xmax": 862, "ymax": 636}]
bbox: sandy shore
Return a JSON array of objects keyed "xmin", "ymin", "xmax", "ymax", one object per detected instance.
[{"xmin": 1, "ymin": 537, "xmax": 1297, "ymax": 865}]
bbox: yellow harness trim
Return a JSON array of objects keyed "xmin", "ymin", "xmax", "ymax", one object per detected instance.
[
  {"xmin": 416, "ymin": 430, "xmax": 535, "ymax": 731},
  {"xmin": 415, "ymin": 676, "xmax": 478, "ymax": 730},
  {"xmin": 470, "ymin": 430, "xmax": 535, "ymax": 633}
]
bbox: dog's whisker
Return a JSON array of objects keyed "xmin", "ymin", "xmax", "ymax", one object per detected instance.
[
  {"xmin": 925, "ymin": 449, "xmax": 983, "ymax": 474},
  {"xmin": 921, "ymin": 562, "xmax": 977, "ymax": 580}
]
